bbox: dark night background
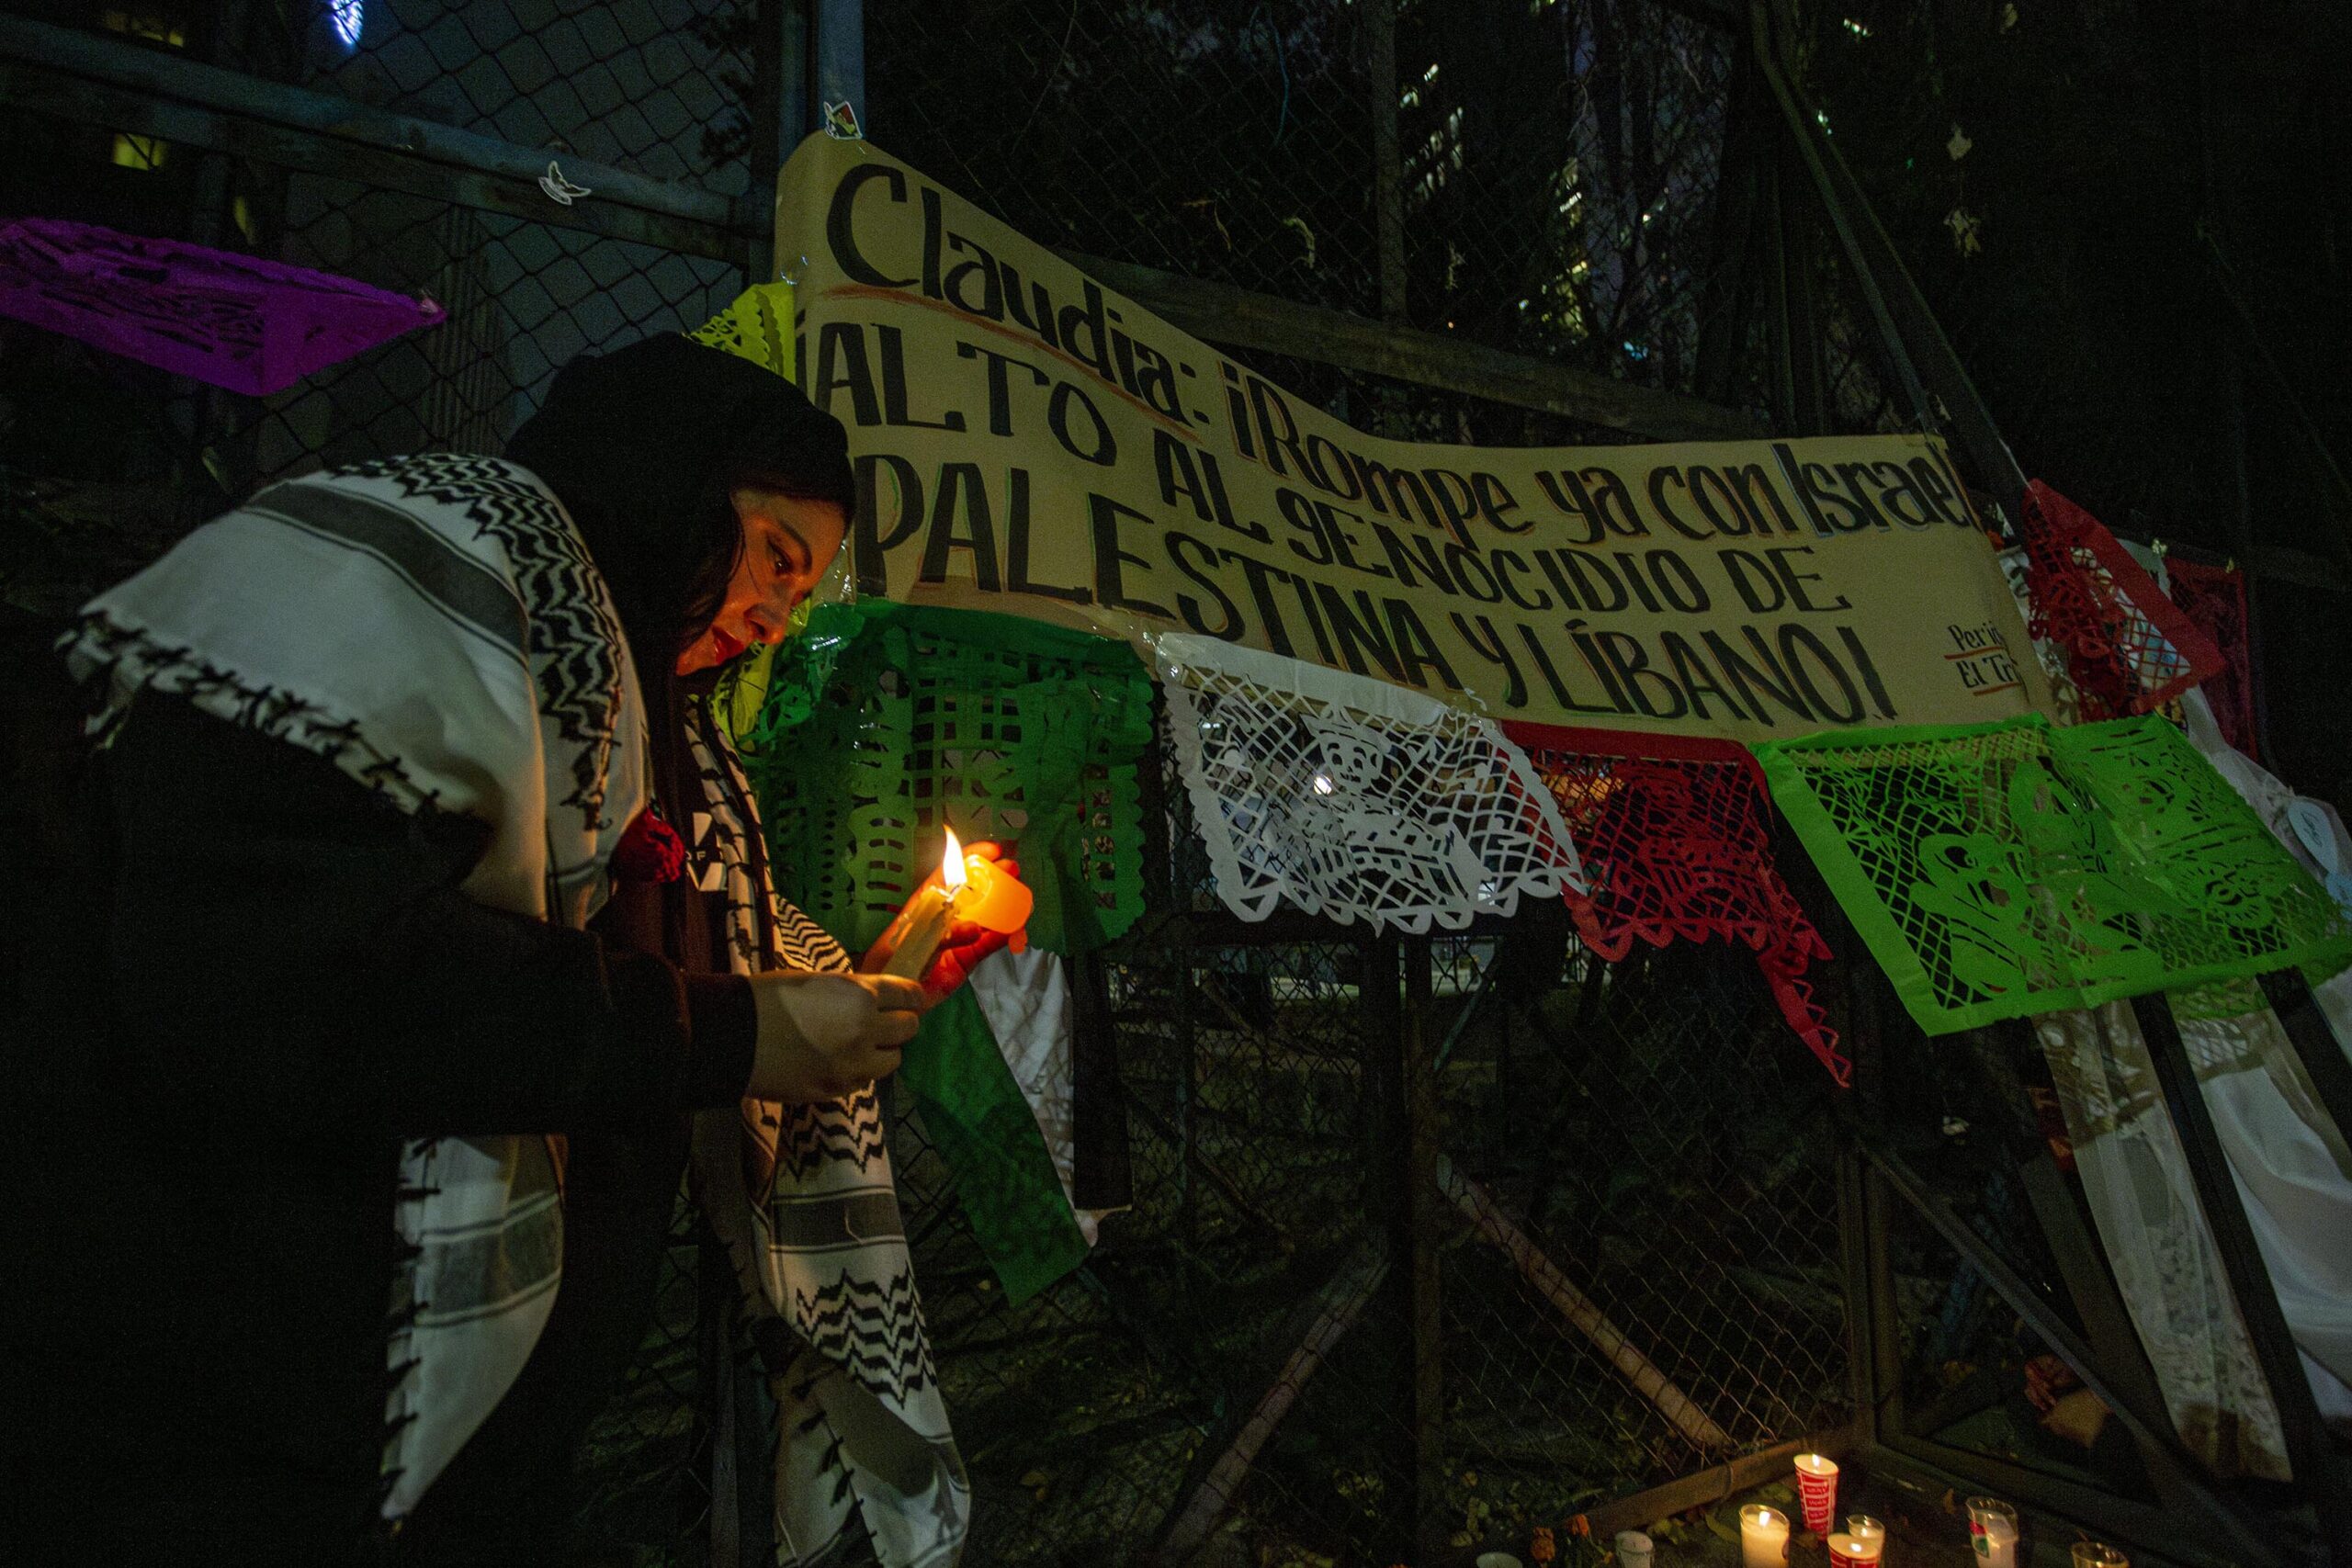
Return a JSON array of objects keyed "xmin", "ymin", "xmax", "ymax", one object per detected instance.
[{"xmin": 1798, "ymin": 0, "xmax": 2351, "ymax": 795}]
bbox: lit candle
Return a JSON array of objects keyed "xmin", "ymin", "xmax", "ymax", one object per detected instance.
[
  {"xmin": 880, "ymin": 827, "xmax": 1033, "ymax": 981},
  {"xmin": 1848, "ymin": 1517, "xmax": 1887, "ymax": 1555},
  {"xmin": 1793, "ymin": 1453, "xmax": 1839, "ymax": 1535},
  {"xmin": 1740, "ymin": 1506, "xmax": 1791, "ymax": 1568},
  {"xmin": 1965, "ymin": 1498, "xmax": 2018, "ymax": 1568},
  {"xmin": 1828, "ymin": 1533, "xmax": 1883, "ymax": 1568}
]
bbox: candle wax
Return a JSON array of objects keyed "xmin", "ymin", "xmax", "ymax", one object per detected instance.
[
  {"xmin": 878, "ymin": 852, "xmax": 1034, "ymax": 982},
  {"xmin": 881, "ymin": 883, "xmax": 956, "ymax": 980},
  {"xmin": 1740, "ymin": 1506, "xmax": 1791, "ymax": 1568}
]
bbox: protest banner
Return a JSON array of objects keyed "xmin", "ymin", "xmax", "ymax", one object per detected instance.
[{"xmin": 775, "ymin": 135, "xmax": 2053, "ymax": 740}]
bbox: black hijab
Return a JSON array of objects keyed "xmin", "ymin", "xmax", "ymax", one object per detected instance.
[{"xmin": 504, "ymin": 332, "xmax": 856, "ymax": 680}]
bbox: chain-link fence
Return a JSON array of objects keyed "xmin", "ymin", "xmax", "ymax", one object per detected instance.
[
  {"xmin": 861, "ymin": 0, "xmax": 1911, "ymax": 443},
  {"xmin": 3, "ymin": 4, "xmax": 1901, "ymax": 1563},
  {"xmin": 868, "ymin": 1, "xmax": 1382, "ymax": 320},
  {"xmin": 865, "ymin": 0, "xmax": 1763, "ymax": 406},
  {"xmin": 882, "ymin": 936, "xmax": 1854, "ymax": 1566},
  {"xmin": 574, "ymin": 1195, "xmax": 724, "ymax": 1557},
  {"xmin": 251, "ymin": 187, "xmax": 745, "ymax": 476},
  {"xmin": 1440, "ymin": 939, "xmax": 1850, "ymax": 1513},
  {"xmin": 856, "ymin": 713, "xmax": 1853, "ymax": 1566}
]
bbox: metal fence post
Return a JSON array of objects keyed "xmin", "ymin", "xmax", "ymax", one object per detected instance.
[
  {"xmin": 2256, "ymin": 968, "xmax": 2352, "ymax": 1157},
  {"xmin": 1178, "ymin": 919, "xmax": 1200, "ymax": 1259},
  {"xmin": 1366, "ymin": 0, "xmax": 1407, "ymax": 328},
  {"xmin": 1754, "ymin": 0, "xmax": 2025, "ymax": 514},
  {"xmin": 747, "ymin": 0, "xmax": 808, "ymax": 285},
  {"xmin": 698, "ymin": 1231, "xmax": 741, "ymax": 1568},
  {"xmin": 1393, "ymin": 933, "xmax": 1444, "ymax": 1562},
  {"xmin": 1758, "ymin": 113, "xmax": 1826, "ymax": 440},
  {"xmin": 813, "ymin": 0, "xmax": 865, "ymax": 132}
]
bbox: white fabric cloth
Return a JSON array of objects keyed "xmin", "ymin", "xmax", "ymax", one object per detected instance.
[
  {"xmin": 2187, "ymin": 1002, "xmax": 2352, "ymax": 1427},
  {"xmin": 2172, "ymin": 681, "xmax": 2352, "ymax": 1072},
  {"xmin": 968, "ymin": 947, "xmax": 1119, "ymax": 1245},
  {"xmin": 2039, "ymin": 979, "xmax": 2352, "ymax": 1477},
  {"xmin": 2035, "ymin": 1001, "xmax": 2292, "ymax": 1479},
  {"xmin": 2001, "ymin": 535, "xmax": 2352, "ymax": 1443},
  {"xmin": 1156, "ymin": 633, "xmax": 1583, "ymax": 933},
  {"xmin": 2318, "ymin": 968, "xmax": 2352, "ymax": 1066},
  {"xmin": 2156, "ymin": 586, "xmax": 2352, "ymax": 1429},
  {"xmin": 2180, "ymin": 687, "xmax": 2352, "ymax": 924},
  {"xmin": 61, "ymin": 453, "xmax": 648, "ymax": 1517}
]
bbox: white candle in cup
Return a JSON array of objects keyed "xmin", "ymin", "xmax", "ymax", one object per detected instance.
[
  {"xmin": 1848, "ymin": 1516, "xmax": 1887, "ymax": 1553},
  {"xmin": 1966, "ymin": 1497, "xmax": 2018, "ymax": 1568},
  {"xmin": 1741, "ymin": 1505, "xmax": 1792, "ymax": 1568}
]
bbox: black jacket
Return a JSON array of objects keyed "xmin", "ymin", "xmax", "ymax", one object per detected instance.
[{"xmin": 5, "ymin": 688, "xmax": 755, "ymax": 1563}]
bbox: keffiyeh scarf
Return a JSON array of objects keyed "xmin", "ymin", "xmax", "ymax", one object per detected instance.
[
  {"xmin": 684, "ymin": 704, "xmax": 967, "ymax": 1566},
  {"xmin": 59, "ymin": 452, "xmax": 961, "ymax": 1560},
  {"xmin": 62, "ymin": 452, "xmax": 643, "ymax": 1516}
]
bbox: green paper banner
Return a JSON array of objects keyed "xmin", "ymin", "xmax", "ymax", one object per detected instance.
[
  {"xmin": 749, "ymin": 600, "xmax": 1153, "ymax": 956},
  {"xmin": 748, "ymin": 604, "xmax": 1149, "ymax": 1300},
  {"xmin": 1758, "ymin": 714, "xmax": 2352, "ymax": 1034}
]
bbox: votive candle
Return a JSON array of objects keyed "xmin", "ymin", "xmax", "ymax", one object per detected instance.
[
  {"xmin": 1829, "ymin": 1533, "xmax": 1883, "ymax": 1568},
  {"xmin": 1793, "ymin": 1453, "xmax": 1839, "ymax": 1535},
  {"xmin": 1741, "ymin": 1506, "xmax": 1792, "ymax": 1568},
  {"xmin": 1967, "ymin": 1497, "xmax": 2018, "ymax": 1568}
]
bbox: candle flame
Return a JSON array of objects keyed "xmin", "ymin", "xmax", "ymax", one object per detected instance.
[{"xmin": 940, "ymin": 826, "xmax": 967, "ymax": 893}]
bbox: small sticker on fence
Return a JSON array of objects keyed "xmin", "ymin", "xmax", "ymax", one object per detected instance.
[
  {"xmin": 538, "ymin": 162, "xmax": 592, "ymax": 206},
  {"xmin": 822, "ymin": 100, "xmax": 863, "ymax": 140}
]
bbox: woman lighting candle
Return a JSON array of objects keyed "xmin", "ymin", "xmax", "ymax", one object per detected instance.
[
  {"xmin": 17, "ymin": 325, "xmax": 1012, "ymax": 1562},
  {"xmin": 877, "ymin": 827, "xmax": 1033, "ymax": 983}
]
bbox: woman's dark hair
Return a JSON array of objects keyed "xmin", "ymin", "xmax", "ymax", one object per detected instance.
[{"xmin": 503, "ymin": 333, "xmax": 856, "ymax": 675}]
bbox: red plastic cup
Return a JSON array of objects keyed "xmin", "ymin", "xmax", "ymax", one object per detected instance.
[{"xmin": 1793, "ymin": 1453, "xmax": 1839, "ymax": 1535}]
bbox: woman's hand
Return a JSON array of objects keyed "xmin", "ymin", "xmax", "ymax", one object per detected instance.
[
  {"xmin": 861, "ymin": 840, "xmax": 1023, "ymax": 1000},
  {"xmin": 745, "ymin": 970, "xmax": 929, "ymax": 1103},
  {"xmin": 2023, "ymin": 1353, "xmax": 2079, "ymax": 1415}
]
